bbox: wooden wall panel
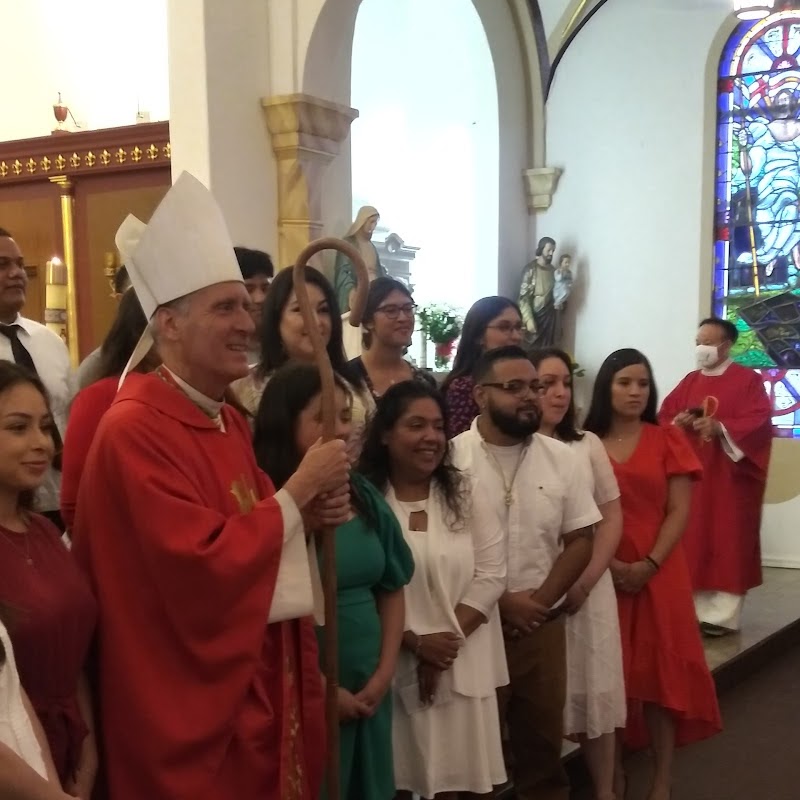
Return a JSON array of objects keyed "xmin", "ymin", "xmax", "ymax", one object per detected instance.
[
  {"xmin": 0, "ymin": 182, "xmax": 62, "ymax": 323},
  {"xmin": 74, "ymin": 171, "xmax": 170, "ymax": 354}
]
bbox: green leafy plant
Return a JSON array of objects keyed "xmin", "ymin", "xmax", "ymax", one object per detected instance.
[
  {"xmin": 417, "ymin": 304, "xmax": 464, "ymax": 369},
  {"xmin": 417, "ymin": 304, "xmax": 463, "ymax": 344}
]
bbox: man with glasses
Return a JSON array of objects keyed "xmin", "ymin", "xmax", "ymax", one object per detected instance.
[
  {"xmin": 0, "ymin": 227, "xmax": 75, "ymax": 529},
  {"xmin": 451, "ymin": 345, "xmax": 599, "ymax": 800},
  {"xmin": 234, "ymin": 246, "xmax": 274, "ymax": 365}
]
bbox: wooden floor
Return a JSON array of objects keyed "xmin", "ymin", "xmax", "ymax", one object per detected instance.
[{"xmin": 702, "ymin": 567, "xmax": 800, "ymax": 673}]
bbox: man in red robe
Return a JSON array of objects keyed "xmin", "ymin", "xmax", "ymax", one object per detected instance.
[
  {"xmin": 659, "ymin": 317, "xmax": 773, "ymax": 636},
  {"xmin": 72, "ymin": 173, "xmax": 350, "ymax": 799}
]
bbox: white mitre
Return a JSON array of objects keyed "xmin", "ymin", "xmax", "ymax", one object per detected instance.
[{"xmin": 115, "ymin": 171, "xmax": 244, "ymax": 383}]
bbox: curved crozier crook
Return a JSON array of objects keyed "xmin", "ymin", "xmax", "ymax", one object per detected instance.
[
  {"xmin": 292, "ymin": 237, "xmax": 368, "ymax": 441},
  {"xmin": 291, "ymin": 235, "xmax": 367, "ymax": 800}
]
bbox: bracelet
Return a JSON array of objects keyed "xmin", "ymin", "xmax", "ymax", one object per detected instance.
[{"xmin": 644, "ymin": 555, "xmax": 660, "ymax": 572}]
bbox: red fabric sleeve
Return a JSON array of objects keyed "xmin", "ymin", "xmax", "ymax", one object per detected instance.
[
  {"xmin": 60, "ymin": 379, "xmax": 117, "ymax": 530},
  {"xmin": 720, "ymin": 369, "xmax": 773, "ymax": 475},
  {"xmin": 663, "ymin": 424, "xmax": 703, "ymax": 480}
]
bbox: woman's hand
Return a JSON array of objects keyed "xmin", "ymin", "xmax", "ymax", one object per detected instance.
[
  {"xmin": 337, "ymin": 687, "xmax": 371, "ymax": 722},
  {"xmin": 417, "ymin": 662, "xmax": 442, "ymax": 705},
  {"xmin": 563, "ymin": 582, "xmax": 590, "ymax": 615},
  {"xmin": 417, "ymin": 632, "xmax": 461, "ymax": 670},
  {"xmin": 354, "ymin": 671, "xmax": 391, "ymax": 717},
  {"xmin": 302, "ymin": 483, "xmax": 351, "ymax": 530},
  {"xmin": 64, "ymin": 733, "xmax": 97, "ymax": 799},
  {"xmin": 619, "ymin": 560, "xmax": 657, "ymax": 594}
]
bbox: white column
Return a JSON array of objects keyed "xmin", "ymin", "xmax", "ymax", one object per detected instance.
[{"xmin": 166, "ymin": 0, "xmax": 279, "ymax": 254}]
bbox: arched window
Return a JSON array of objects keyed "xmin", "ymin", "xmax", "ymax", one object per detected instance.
[
  {"xmin": 715, "ymin": 8, "xmax": 800, "ymax": 436},
  {"xmin": 350, "ymin": 0, "xmax": 499, "ymax": 361}
]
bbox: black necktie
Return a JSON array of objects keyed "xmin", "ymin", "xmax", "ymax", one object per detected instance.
[{"xmin": 0, "ymin": 324, "xmax": 63, "ymax": 468}]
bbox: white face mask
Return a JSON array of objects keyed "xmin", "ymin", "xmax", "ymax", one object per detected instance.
[{"xmin": 695, "ymin": 344, "xmax": 719, "ymax": 369}]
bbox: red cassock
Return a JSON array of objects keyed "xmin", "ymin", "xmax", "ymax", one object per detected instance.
[
  {"xmin": 71, "ymin": 373, "xmax": 325, "ymax": 800},
  {"xmin": 659, "ymin": 363, "xmax": 773, "ymax": 594}
]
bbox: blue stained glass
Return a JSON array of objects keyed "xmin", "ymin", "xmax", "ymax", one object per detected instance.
[{"xmin": 715, "ymin": 9, "xmax": 800, "ymax": 435}]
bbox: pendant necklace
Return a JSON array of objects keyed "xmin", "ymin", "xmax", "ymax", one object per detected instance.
[
  {"xmin": 484, "ymin": 445, "xmax": 526, "ymax": 507},
  {"xmin": 0, "ymin": 527, "xmax": 33, "ymax": 566}
]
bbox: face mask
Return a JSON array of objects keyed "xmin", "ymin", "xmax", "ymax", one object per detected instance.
[{"xmin": 695, "ymin": 344, "xmax": 718, "ymax": 369}]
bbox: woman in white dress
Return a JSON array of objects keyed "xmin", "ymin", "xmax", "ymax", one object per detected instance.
[
  {"xmin": 0, "ymin": 614, "xmax": 71, "ymax": 799},
  {"xmin": 359, "ymin": 381, "xmax": 508, "ymax": 800},
  {"xmin": 231, "ymin": 265, "xmax": 374, "ymax": 459},
  {"xmin": 530, "ymin": 348, "xmax": 626, "ymax": 800}
]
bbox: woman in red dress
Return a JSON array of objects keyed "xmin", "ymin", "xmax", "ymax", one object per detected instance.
[
  {"xmin": 61, "ymin": 289, "xmax": 154, "ymax": 530},
  {"xmin": 0, "ymin": 362, "xmax": 97, "ymax": 797},
  {"xmin": 584, "ymin": 349, "xmax": 721, "ymax": 800}
]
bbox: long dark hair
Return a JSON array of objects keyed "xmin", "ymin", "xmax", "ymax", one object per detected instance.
[
  {"xmin": 0, "ymin": 361, "xmax": 52, "ymax": 514},
  {"xmin": 362, "ymin": 276, "xmax": 413, "ymax": 350},
  {"xmin": 583, "ymin": 348, "xmax": 658, "ymax": 438},
  {"xmin": 529, "ymin": 347, "xmax": 584, "ymax": 443},
  {"xmin": 442, "ymin": 296, "xmax": 522, "ymax": 391},
  {"xmin": 252, "ymin": 362, "xmax": 373, "ymax": 524},
  {"xmin": 359, "ymin": 381, "xmax": 467, "ymax": 526},
  {"xmin": 96, "ymin": 289, "xmax": 150, "ymax": 381},
  {"xmin": 256, "ymin": 266, "xmax": 361, "ymax": 388}
]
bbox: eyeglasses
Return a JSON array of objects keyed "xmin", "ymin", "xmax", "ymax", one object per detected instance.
[
  {"xmin": 480, "ymin": 380, "xmax": 545, "ymax": 397},
  {"xmin": 376, "ymin": 303, "xmax": 417, "ymax": 320},
  {"xmin": 486, "ymin": 321, "xmax": 524, "ymax": 334}
]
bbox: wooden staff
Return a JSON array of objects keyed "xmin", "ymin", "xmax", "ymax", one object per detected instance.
[{"xmin": 293, "ymin": 239, "xmax": 369, "ymax": 800}]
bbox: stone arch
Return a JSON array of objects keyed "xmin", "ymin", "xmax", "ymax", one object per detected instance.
[{"xmin": 301, "ymin": 0, "xmax": 547, "ymax": 294}]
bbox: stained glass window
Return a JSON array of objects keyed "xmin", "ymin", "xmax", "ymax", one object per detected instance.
[{"xmin": 716, "ymin": 8, "xmax": 800, "ymax": 437}]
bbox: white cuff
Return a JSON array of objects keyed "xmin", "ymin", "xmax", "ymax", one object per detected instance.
[
  {"xmin": 274, "ymin": 488, "xmax": 303, "ymax": 543},
  {"xmin": 718, "ymin": 423, "xmax": 745, "ymax": 463}
]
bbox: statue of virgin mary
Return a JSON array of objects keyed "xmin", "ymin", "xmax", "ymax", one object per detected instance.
[{"xmin": 334, "ymin": 206, "xmax": 388, "ymax": 358}]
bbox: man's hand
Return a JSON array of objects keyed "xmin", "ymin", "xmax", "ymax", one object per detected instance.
[
  {"xmin": 285, "ymin": 438, "xmax": 350, "ymax": 507},
  {"xmin": 692, "ymin": 416, "xmax": 721, "ymax": 439},
  {"xmin": 302, "ymin": 483, "xmax": 351, "ymax": 530},
  {"xmin": 499, "ymin": 590, "xmax": 550, "ymax": 635},
  {"xmin": 418, "ymin": 662, "xmax": 442, "ymax": 705},
  {"xmin": 417, "ymin": 632, "xmax": 461, "ymax": 669},
  {"xmin": 673, "ymin": 411, "xmax": 695, "ymax": 429}
]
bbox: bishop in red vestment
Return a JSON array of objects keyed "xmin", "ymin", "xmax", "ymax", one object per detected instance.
[
  {"xmin": 659, "ymin": 318, "xmax": 772, "ymax": 634},
  {"xmin": 71, "ymin": 173, "xmax": 350, "ymax": 799}
]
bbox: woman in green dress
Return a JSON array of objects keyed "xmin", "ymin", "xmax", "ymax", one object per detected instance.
[{"xmin": 253, "ymin": 361, "xmax": 414, "ymax": 800}]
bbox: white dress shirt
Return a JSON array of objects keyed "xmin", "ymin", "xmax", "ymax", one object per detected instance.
[
  {"xmin": 0, "ymin": 315, "xmax": 76, "ymax": 513},
  {"xmin": 452, "ymin": 419, "xmax": 601, "ymax": 594}
]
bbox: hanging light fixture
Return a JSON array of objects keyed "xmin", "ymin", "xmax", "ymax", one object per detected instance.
[{"xmin": 734, "ymin": 0, "xmax": 775, "ymax": 20}]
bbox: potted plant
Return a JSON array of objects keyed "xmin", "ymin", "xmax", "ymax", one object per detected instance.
[{"xmin": 417, "ymin": 304, "xmax": 464, "ymax": 370}]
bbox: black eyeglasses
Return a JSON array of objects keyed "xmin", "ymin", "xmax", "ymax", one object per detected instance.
[
  {"xmin": 376, "ymin": 303, "xmax": 417, "ymax": 320},
  {"xmin": 480, "ymin": 380, "xmax": 545, "ymax": 397},
  {"xmin": 486, "ymin": 321, "xmax": 524, "ymax": 334}
]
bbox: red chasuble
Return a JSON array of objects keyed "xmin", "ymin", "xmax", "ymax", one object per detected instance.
[
  {"xmin": 71, "ymin": 373, "xmax": 324, "ymax": 800},
  {"xmin": 659, "ymin": 363, "xmax": 773, "ymax": 594}
]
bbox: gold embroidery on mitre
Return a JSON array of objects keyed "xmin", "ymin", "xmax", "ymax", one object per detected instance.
[{"xmin": 230, "ymin": 475, "xmax": 258, "ymax": 513}]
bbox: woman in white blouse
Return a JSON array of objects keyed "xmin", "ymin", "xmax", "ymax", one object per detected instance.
[
  {"xmin": 359, "ymin": 381, "xmax": 508, "ymax": 800},
  {"xmin": 231, "ymin": 265, "xmax": 373, "ymax": 459},
  {"xmin": 0, "ymin": 616, "xmax": 72, "ymax": 800},
  {"xmin": 530, "ymin": 348, "xmax": 626, "ymax": 800}
]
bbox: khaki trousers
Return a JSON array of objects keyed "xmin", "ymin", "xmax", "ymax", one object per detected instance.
[{"xmin": 496, "ymin": 617, "xmax": 568, "ymax": 800}]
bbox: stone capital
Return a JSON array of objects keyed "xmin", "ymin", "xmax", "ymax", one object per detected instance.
[
  {"xmin": 262, "ymin": 93, "xmax": 359, "ymax": 160},
  {"xmin": 523, "ymin": 166, "xmax": 563, "ymax": 212},
  {"xmin": 261, "ymin": 93, "xmax": 359, "ymax": 267}
]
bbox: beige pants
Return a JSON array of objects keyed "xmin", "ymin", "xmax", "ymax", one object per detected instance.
[{"xmin": 497, "ymin": 618, "xmax": 569, "ymax": 800}]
